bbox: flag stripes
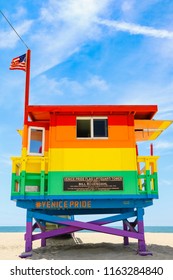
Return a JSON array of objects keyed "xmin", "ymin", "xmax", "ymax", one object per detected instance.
[{"xmin": 9, "ymin": 53, "xmax": 26, "ymax": 71}]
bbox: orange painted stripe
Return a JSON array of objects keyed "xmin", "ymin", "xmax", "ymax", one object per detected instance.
[
  {"xmin": 22, "ymin": 125, "xmax": 28, "ymax": 148},
  {"xmin": 45, "ymin": 129, "xmax": 49, "ymax": 151},
  {"xmin": 22, "ymin": 122, "xmax": 135, "ymax": 150},
  {"xmin": 135, "ymin": 119, "xmax": 164, "ymax": 129},
  {"xmin": 49, "ymin": 125, "xmax": 135, "ymax": 148}
]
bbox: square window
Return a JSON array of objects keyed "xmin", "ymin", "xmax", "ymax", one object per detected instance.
[
  {"xmin": 77, "ymin": 119, "xmax": 91, "ymax": 138},
  {"xmin": 93, "ymin": 119, "xmax": 108, "ymax": 137},
  {"xmin": 76, "ymin": 117, "xmax": 108, "ymax": 139}
]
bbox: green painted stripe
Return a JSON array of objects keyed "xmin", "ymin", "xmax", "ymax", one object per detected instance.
[
  {"xmin": 11, "ymin": 170, "xmax": 158, "ymax": 197},
  {"xmin": 11, "ymin": 172, "xmax": 48, "ymax": 194},
  {"xmin": 48, "ymin": 170, "xmax": 138, "ymax": 196},
  {"xmin": 138, "ymin": 172, "xmax": 158, "ymax": 194}
]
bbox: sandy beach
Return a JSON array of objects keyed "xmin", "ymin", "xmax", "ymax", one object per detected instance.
[{"xmin": 0, "ymin": 232, "xmax": 173, "ymax": 260}]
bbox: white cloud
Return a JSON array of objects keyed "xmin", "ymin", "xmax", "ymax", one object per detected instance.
[
  {"xmin": 85, "ymin": 75, "xmax": 109, "ymax": 91},
  {"xmin": 30, "ymin": 74, "xmax": 63, "ymax": 104},
  {"xmin": 57, "ymin": 77, "xmax": 84, "ymax": 96},
  {"xmin": 117, "ymin": 0, "xmax": 167, "ymax": 23},
  {"xmin": 159, "ymin": 179, "xmax": 173, "ymax": 186},
  {"xmin": 31, "ymin": 74, "xmax": 109, "ymax": 104},
  {"xmin": 31, "ymin": 75, "xmax": 87, "ymax": 104},
  {"xmin": 0, "ymin": 154, "xmax": 11, "ymax": 167},
  {"xmin": 29, "ymin": 0, "xmax": 113, "ymax": 76},
  {"xmin": 0, "ymin": 20, "xmax": 33, "ymax": 48},
  {"xmin": 0, "ymin": 0, "xmax": 112, "ymax": 72},
  {"xmin": 121, "ymin": 0, "xmax": 135, "ymax": 12},
  {"xmin": 0, "ymin": 6, "xmax": 33, "ymax": 48},
  {"xmin": 12, "ymin": 6, "xmax": 28, "ymax": 20},
  {"xmin": 40, "ymin": 0, "xmax": 111, "ymax": 26},
  {"xmin": 96, "ymin": 19, "xmax": 173, "ymax": 39},
  {"xmin": 154, "ymin": 141, "xmax": 173, "ymax": 150},
  {"xmin": 113, "ymin": 80, "xmax": 173, "ymax": 121}
]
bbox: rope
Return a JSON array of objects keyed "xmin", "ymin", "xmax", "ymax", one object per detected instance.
[{"xmin": 0, "ymin": 10, "xmax": 29, "ymax": 49}]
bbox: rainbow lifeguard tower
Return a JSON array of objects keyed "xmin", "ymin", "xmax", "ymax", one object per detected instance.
[{"xmin": 11, "ymin": 51, "xmax": 171, "ymax": 257}]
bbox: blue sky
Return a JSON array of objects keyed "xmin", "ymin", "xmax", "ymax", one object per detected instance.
[{"xmin": 0, "ymin": 0, "xmax": 173, "ymax": 226}]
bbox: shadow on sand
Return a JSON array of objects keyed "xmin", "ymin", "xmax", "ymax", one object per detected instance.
[{"xmin": 29, "ymin": 238, "xmax": 173, "ymax": 260}]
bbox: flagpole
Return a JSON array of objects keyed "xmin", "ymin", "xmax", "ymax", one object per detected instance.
[{"xmin": 24, "ymin": 49, "xmax": 31, "ymax": 124}]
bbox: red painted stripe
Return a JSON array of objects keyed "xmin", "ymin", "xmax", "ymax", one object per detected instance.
[
  {"xmin": 27, "ymin": 121, "xmax": 49, "ymax": 129},
  {"xmin": 28, "ymin": 105, "xmax": 158, "ymax": 122},
  {"xmin": 55, "ymin": 116, "xmax": 76, "ymax": 126},
  {"xmin": 108, "ymin": 115, "xmax": 134, "ymax": 126},
  {"xmin": 50, "ymin": 115, "xmax": 134, "ymax": 126}
]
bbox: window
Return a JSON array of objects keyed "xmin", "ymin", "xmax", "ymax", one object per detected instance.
[
  {"xmin": 28, "ymin": 127, "xmax": 45, "ymax": 155},
  {"xmin": 77, "ymin": 119, "xmax": 91, "ymax": 138},
  {"xmin": 77, "ymin": 117, "xmax": 108, "ymax": 138},
  {"xmin": 93, "ymin": 119, "xmax": 108, "ymax": 137}
]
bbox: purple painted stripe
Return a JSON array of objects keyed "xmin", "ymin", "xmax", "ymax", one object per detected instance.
[
  {"xmin": 32, "ymin": 212, "xmax": 143, "ymax": 240},
  {"xmin": 25, "ymin": 222, "xmax": 32, "ymax": 240},
  {"xmin": 41, "ymin": 238, "xmax": 46, "ymax": 247},
  {"xmin": 32, "ymin": 210, "xmax": 136, "ymax": 239},
  {"xmin": 25, "ymin": 222, "xmax": 32, "ymax": 252},
  {"xmin": 138, "ymin": 240, "xmax": 146, "ymax": 252},
  {"xmin": 32, "ymin": 226, "xmax": 78, "ymax": 241},
  {"xmin": 137, "ymin": 219, "xmax": 146, "ymax": 253},
  {"xmin": 138, "ymin": 220, "xmax": 145, "ymax": 234}
]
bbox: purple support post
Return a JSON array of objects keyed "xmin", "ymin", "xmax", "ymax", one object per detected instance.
[
  {"xmin": 19, "ymin": 210, "xmax": 33, "ymax": 258},
  {"xmin": 123, "ymin": 220, "xmax": 129, "ymax": 246},
  {"xmin": 137, "ymin": 208, "xmax": 152, "ymax": 256}
]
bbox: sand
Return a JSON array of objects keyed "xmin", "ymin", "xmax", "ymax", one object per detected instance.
[{"xmin": 0, "ymin": 232, "xmax": 173, "ymax": 260}]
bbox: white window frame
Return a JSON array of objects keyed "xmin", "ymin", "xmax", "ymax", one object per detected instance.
[
  {"xmin": 76, "ymin": 117, "xmax": 108, "ymax": 139},
  {"xmin": 28, "ymin": 126, "xmax": 45, "ymax": 156}
]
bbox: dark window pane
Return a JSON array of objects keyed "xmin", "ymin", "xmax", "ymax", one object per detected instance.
[
  {"xmin": 77, "ymin": 119, "xmax": 91, "ymax": 138},
  {"xmin": 93, "ymin": 119, "xmax": 108, "ymax": 137}
]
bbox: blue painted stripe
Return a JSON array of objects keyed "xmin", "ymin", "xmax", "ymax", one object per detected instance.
[
  {"xmin": 16, "ymin": 198, "xmax": 153, "ymax": 211},
  {"xmin": 11, "ymin": 194, "xmax": 158, "ymax": 200}
]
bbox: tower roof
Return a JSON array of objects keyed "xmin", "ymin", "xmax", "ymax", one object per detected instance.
[{"xmin": 28, "ymin": 104, "xmax": 158, "ymax": 122}]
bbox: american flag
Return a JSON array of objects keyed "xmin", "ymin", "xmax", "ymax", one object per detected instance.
[{"xmin": 9, "ymin": 53, "xmax": 26, "ymax": 71}]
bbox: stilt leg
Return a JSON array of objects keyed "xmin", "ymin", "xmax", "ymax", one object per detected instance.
[
  {"xmin": 123, "ymin": 220, "xmax": 129, "ymax": 246},
  {"xmin": 20, "ymin": 210, "xmax": 33, "ymax": 258},
  {"xmin": 137, "ymin": 208, "xmax": 152, "ymax": 256}
]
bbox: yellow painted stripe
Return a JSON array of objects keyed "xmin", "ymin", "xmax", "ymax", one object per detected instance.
[
  {"xmin": 48, "ymin": 148, "xmax": 137, "ymax": 171},
  {"xmin": 149, "ymin": 121, "xmax": 172, "ymax": 140},
  {"xmin": 21, "ymin": 148, "xmax": 48, "ymax": 158},
  {"xmin": 158, "ymin": 120, "xmax": 172, "ymax": 130},
  {"xmin": 12, "ymin": 148, "xmax": 137, "ymax": 173},
  {"xmin": 149, "ymin": 131, "xmax": 160, "ymax": 140},
  {"xmin": 137, "ymin": 156, "xmax": 159, "ymax": 172},
  {"xmin": 11, "ymin": 154, "xmax": 49, "ymax": 173},
  {"xmin": 135, "ymin": 120, "xmax": 172, "ymax": 141}
]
